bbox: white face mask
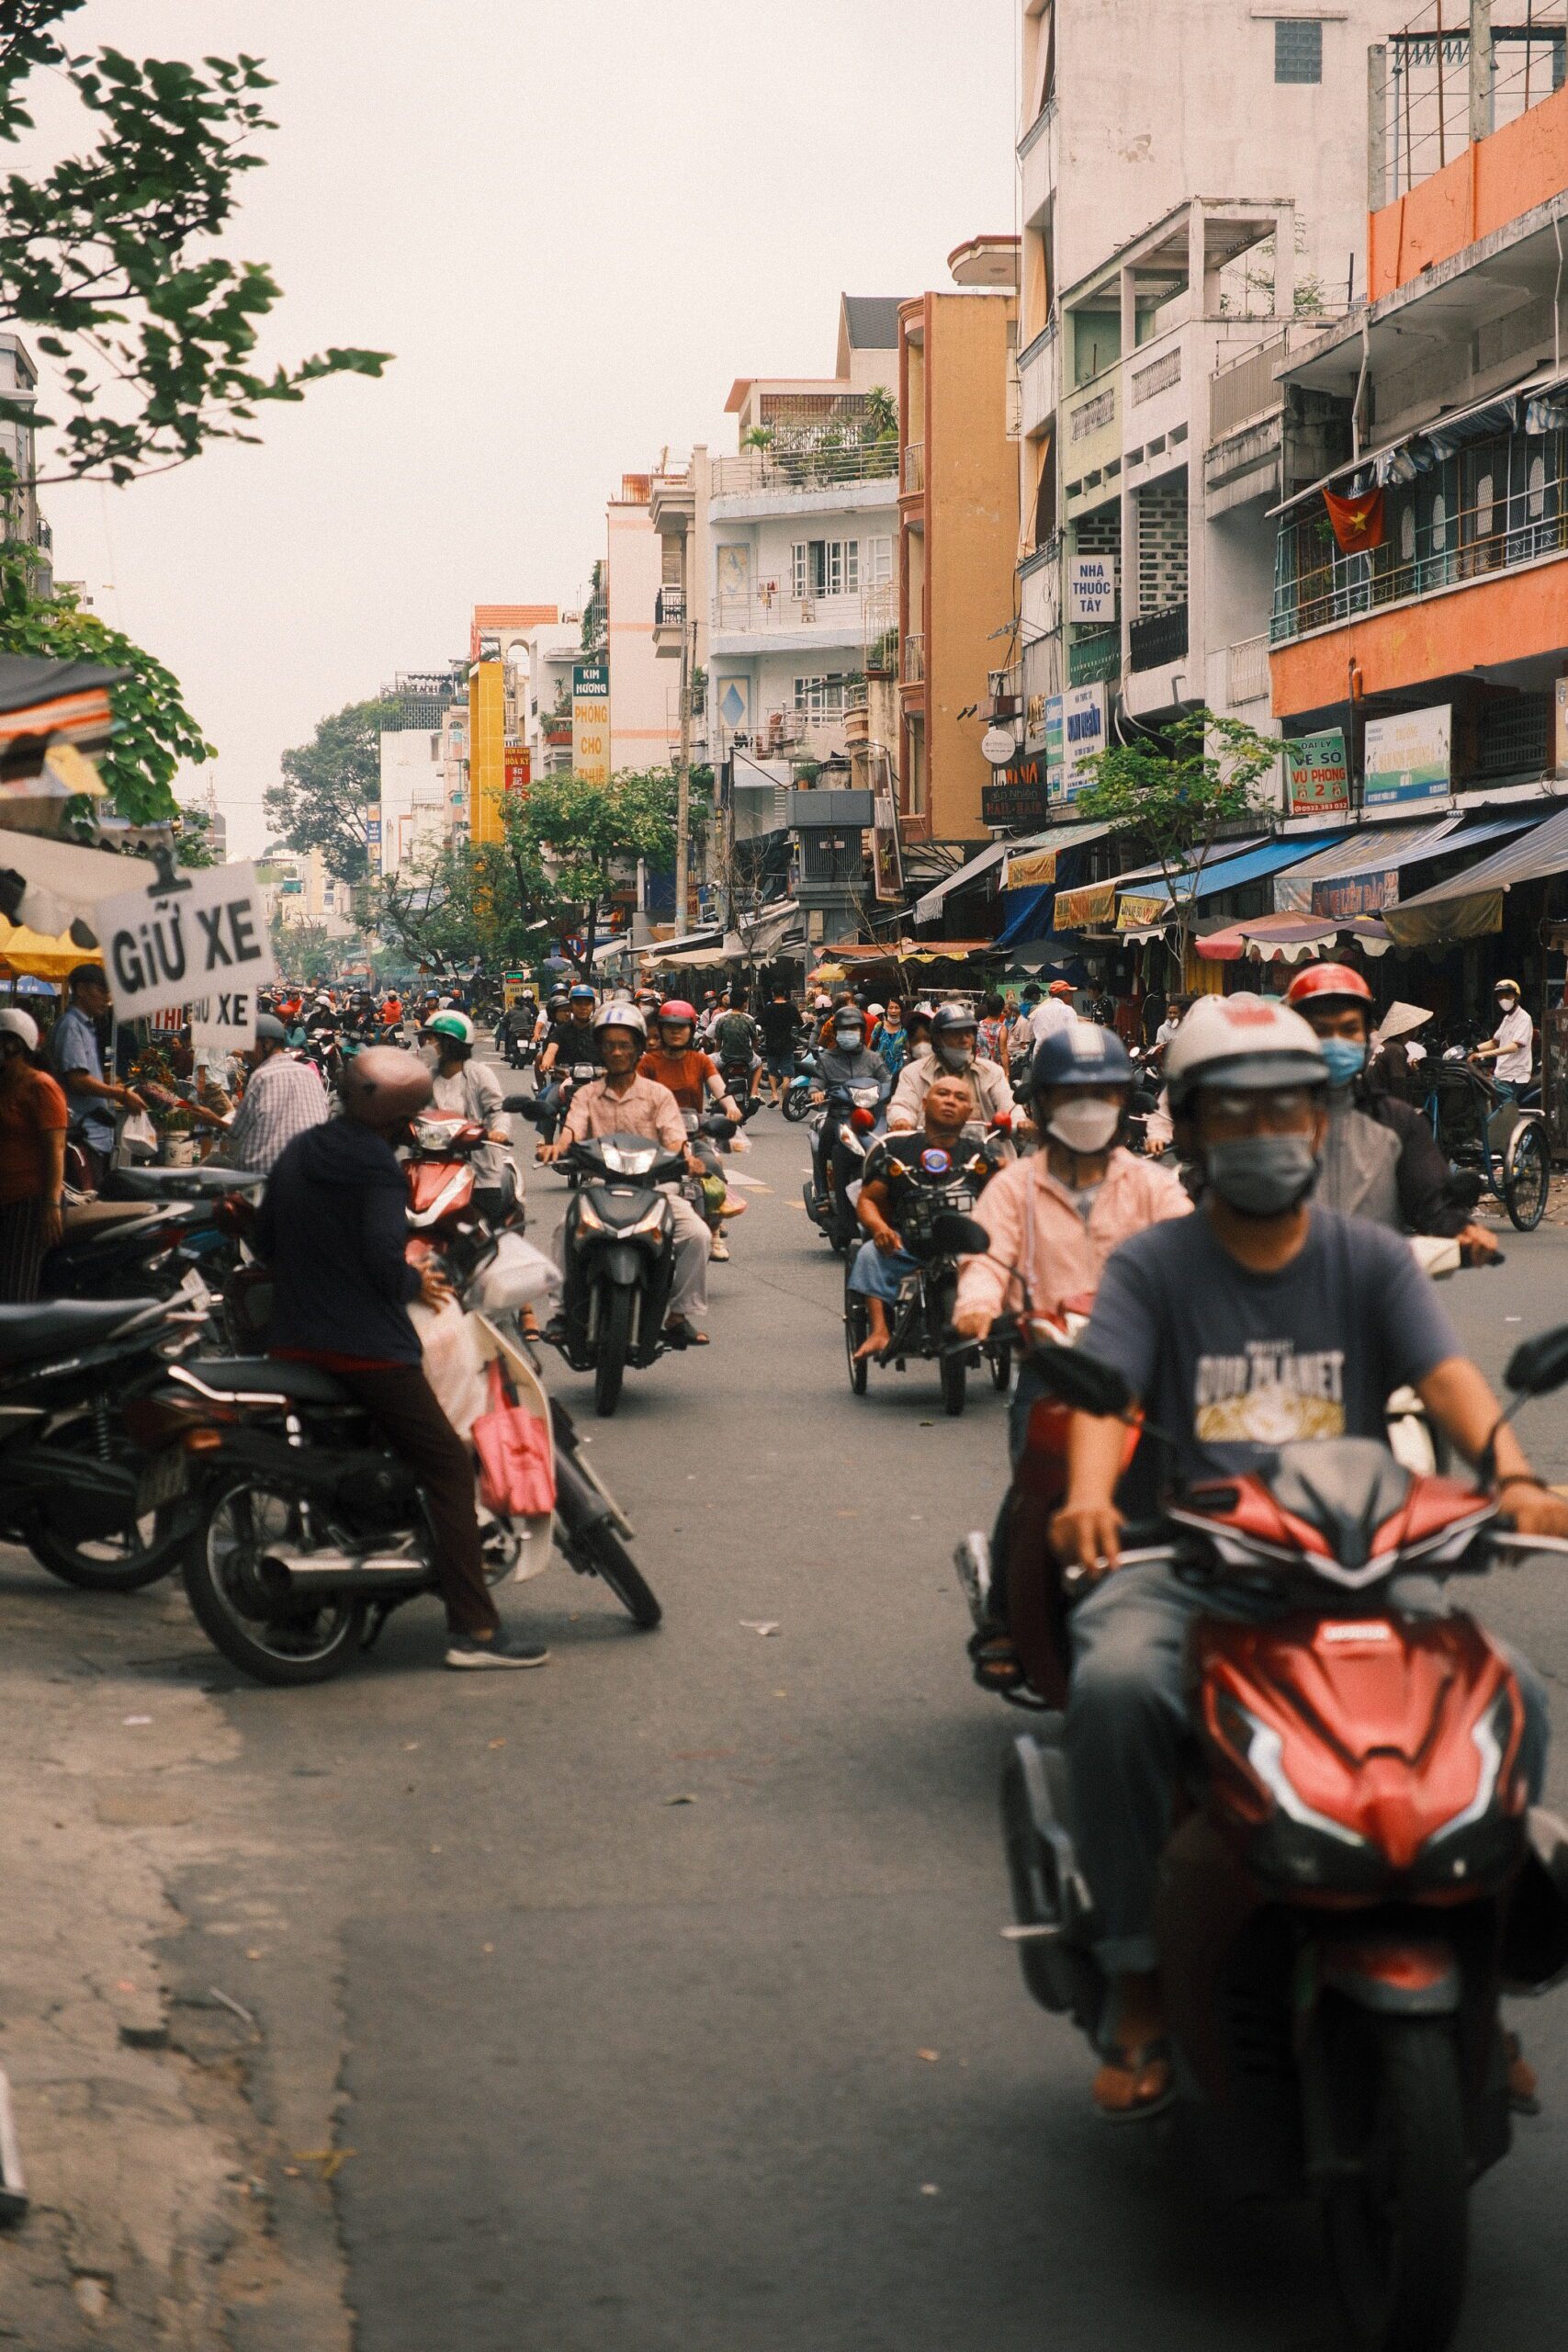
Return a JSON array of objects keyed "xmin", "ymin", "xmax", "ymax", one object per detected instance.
[
  {"xmin": 1046, "ymin": 1097, "xmax": 1122, "ymax": 1155},
  {"xmin": 936, "ymin": 1041, "xmax": 972, "ymax": 1071}
]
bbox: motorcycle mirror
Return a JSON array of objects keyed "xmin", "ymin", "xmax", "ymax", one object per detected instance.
[
  {"xmin": 1028, "ymin": 1343, "xmax": 1133, "ymax": 1419},
  {"xmin": 850, "ymin": 1106, "xmax": 876, "ymax": 1132},
  {"xmin": 931, "ymin": 1211, "xmax": 990, "ymax": 1257},
  {"xmin": 1450, "ymin": 1169, "xmax": 1484, "ymax": 1211},
  {"xmin": 505, "ymin": 1096, "xmax": 543, "ymax": 1121},
  {"xmin": 1505, "ymin": 1323, "xmax": 1568, "ymax": 1398}
]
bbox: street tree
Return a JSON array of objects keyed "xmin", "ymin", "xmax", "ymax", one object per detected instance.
[
  {"xmin": 370, "ymin": 838, "xmax": 548, "ymax": 978},
  {"xmin": 499, "ymin": 766, "xmax": 686, "ymax": 975},
  {"xmin": 265, "ymin": 696, "xmax": 399, "ymax": 886},
  {"xmin": 1075, "ymin": 707, "xmax": 1282, "ymax": 972},
  {"xmin": 0, "ymin": 2, "xmax": 389, "ymax": 490}
]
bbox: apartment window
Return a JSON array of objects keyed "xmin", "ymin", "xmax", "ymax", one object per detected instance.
[
  {"xmin": 864, "ymin": 535, "xmax": 893, "ymax": 587},
  {"xmin": 791, "ymin": 538, "xmax": 858, "ymax": 599},
  {"xmin": 1274, "ymin": 19, "xmax": 1322, "ymax": 83},
  {"xmin": 1529, "ymin": 452, "xmax": 1547, "ymax": 520},
  {"xmin": 795, "ymin": 674, "xmax": 846, "ymax": 717}
]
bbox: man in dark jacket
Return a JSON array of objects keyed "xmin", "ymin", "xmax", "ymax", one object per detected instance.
[
  {"xmin": 255, "ymin": 1046, "xmax": 547, "ymax": 1669},
  {"xmin": 1284, "ymin": 965, "xmax": 1499, "ymax": 1260}
]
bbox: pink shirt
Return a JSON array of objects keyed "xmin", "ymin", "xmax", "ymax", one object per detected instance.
[
  {"xmin": 954, "ymin": 1145, "xmax": 1191, "ymax": 1324},
  {"xmin": 560, "ymin": 1071, "xmax": 686, "ymax": 1155}
]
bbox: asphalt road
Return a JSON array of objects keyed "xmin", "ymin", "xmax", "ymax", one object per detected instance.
[{"xmin": 14, "ymin": 1116, "xmax": 1568, "ymax": 2349}]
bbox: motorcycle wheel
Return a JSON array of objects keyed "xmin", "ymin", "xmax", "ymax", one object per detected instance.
[
  {"xmin": 593, "ymin": 1283, "xmax": 635, "ymax": 1418},
  {"xmin": 1321, "ymin": 2014, "xmax": 1468, "ymax": 2352},
  {"xmin": 577, "ymin": 1521, "xmax": 661, "ymax": 1628},
  {"xmin": 844, "ymin": 1283, "xmax": 870, "ymax": 1396},
  {"xmin": 26, "ymin": 1410, "xmax": 187, "ymax": 1591},
  {"xmin": 1503, "ymin": 1120, "xmax": 1549, "ymax": 1231},
  {"xmin": 782, "ymin": 1088, "xmax": 811, "ymax": 1125},
  {"xmin": 182, "ymin": 1479, "xmax": 367, "ymax": 1687},
  {"xmin": 941, "ymin": 1349, "xmax": 967, "ymax": 1417}
]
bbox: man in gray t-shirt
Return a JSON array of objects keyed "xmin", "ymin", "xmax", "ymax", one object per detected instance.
[{"xmin": 1046, "ymin": 992, "xmax": 1566, "ymax": 2121}]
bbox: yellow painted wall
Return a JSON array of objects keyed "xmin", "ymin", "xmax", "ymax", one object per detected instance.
[
  {"xmin": 468, "ymin": 661, "xmax": 506, "ymax": 843},
  {"xmin": 925, "ymin": 294, "xmax": 1021, "ymax": 838}
]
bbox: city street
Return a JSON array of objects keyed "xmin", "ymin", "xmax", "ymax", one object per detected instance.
[{"xmin": 5, "ymin": 1112, "xmax": 1568, "ymax": 2349}]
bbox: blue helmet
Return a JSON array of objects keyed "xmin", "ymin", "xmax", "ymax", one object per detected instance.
[
  {"xmin": 1031, "ymin": 1022, "xmax": 1133, "ymax": 1092},
  {"xmin": 568, "ymin": 982, "xmax": 595, "ymax": 1003}
]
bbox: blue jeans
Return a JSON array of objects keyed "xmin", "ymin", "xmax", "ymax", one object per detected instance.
[{"xmin": 847, "ymin": 1238, "xmax": 919, "ymax": 1301}]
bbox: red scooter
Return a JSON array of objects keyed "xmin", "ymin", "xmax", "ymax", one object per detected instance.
[{"xmin": 988, "ymin": 1316, "xmax": 1568, "ymax": 2352}]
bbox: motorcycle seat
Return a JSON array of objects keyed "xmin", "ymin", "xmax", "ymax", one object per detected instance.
[
  {"xmin": 61, "ymin": 1200, "xmax": 170, "ymax": 1238},
  {"xmin": 0, "ymin": 1295, "xmax": 165, "ymax": 1365},
  {"xmin": 185, "ymin": 1356, "xmax": 352, "ymax": 1404},
  {"xmin": 105, "ymin": 1164, "xmax": 265, "ymax": 1201}
]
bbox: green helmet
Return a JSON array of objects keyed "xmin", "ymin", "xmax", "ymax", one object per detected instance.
[{"xmin": 428, "ymin": 1009, "xmax": 476, "ymax": 1048}]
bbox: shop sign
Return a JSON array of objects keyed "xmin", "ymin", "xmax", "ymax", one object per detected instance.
[
  {"xmin": 1058, "ymin": 681, "xmax": 1107, "ymax": 804},
  {"xmin": 1067, "ymin": 554, "xmax": 1118, "ymax": 625},
  {"xmin": 94, "ymin": 860, "xmax": 276, "ymax": 1023},
  {"xmin": 504, "ymin": 746, "xmax": 531, "ymax": 797},
  {"xmin": 982, "ymin": 753, "xmax": 1049, "ymax": 830},
  {"xmin": 1054, "ymin": 878, "xmax": 1117, "ymax": 931},
  {"xmin": 1044, "ymin": 694, "xmax": 1066, "ymax": 801},
  {"xmin": 1364, "ymin": 703, "xmax": 1450, "ymax": 811},
  {"xmin": 1283, "ymin": 729, "xmax": 1349, "ymax": 817},
  {"xmin": 1313, "ymin": 871, "xmax": 1395, "ymax": 919},
  {"xmin": 190, "ymin": 988, "xmax": 259, "ymax": 1055},
  {"xmin": 871, "ymin": 787, "xmax": 904, "ymax": 903},
  {"xmin": 572, "ymin": 662, "xmax": 610, "ymax": 786},
  {"xmin": 1117, "ymin": 891, "xmax": 1168, "ymax": 933}
]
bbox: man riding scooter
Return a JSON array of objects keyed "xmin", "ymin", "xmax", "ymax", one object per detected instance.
[
  {"xmin": 1283, "ymin": 961, "xmax": 1500, "ymax": 1260},
  {"xmin": 847, "ymin": 1071, "xmax": 995, "ymax": 1361},
  {"xmin": 887, "ymin": 1001, "xmax": 1014, "ymax": 1134},
  {"xmin": 638, "ymin": 1000, "xmax": 745, "ymax": 1260},
  {"xmin": 534, "ymin": 982, "xmax": 601, "ymax": 1150},
  {"xmin": 538, "ymin": 1003, "xmax": 713, "ymax": 1347},
  {"xmin": 1049, "ymin": 993, "xmax": 1566, "ymax": 2119},
  {"xmin": 808, "ymin": 1003, "xmax": 888, "ymax": 1218}
]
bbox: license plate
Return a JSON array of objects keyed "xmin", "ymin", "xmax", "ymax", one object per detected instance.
[{"xmin": 136, "ymin": 1447, "xmax": 188, "ymax": 1515}]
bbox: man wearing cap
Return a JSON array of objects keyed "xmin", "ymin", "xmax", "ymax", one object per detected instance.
[
  {"xmin": 1471, "ymin": 978, "xmax": 1535, "ymax": 1102},
  {"xmin": 1027, "ymin": 978, "xmax": 1079, "ymax": 1049},
  {"xmin": 47, "ymin": 962, "xmax": 145, "ymax": 1192},
  {"xmin": 1050, "ymin": 992, "xmax": 1566, "ymax": 2118}
]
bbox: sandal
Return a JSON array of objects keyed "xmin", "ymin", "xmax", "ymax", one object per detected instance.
[
  {"xmin": 663, "ymin": 1317, "xmax": 710, "ymax": 1347},
  {"xmin": 966, "ymin": 1627, "xmax": 1025, "ymax": 1692},
  {"xmin": 1092, "ymin": 2039, "xmax": 1175, "ymax": 2122}
]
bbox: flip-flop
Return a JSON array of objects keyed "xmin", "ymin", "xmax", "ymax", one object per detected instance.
[
  {"xmin": 663, "ymin": 1318, "xmax": 710, "ymax": 1347},
  {"xmin": 1092, "ymin": 2040, "xmax": 1175, "ymax": 2123}
]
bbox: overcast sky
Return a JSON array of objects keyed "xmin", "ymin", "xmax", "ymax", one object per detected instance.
[{"xmin": 42, "ymin": 1, "xmax": 1016, "ymax": 856}]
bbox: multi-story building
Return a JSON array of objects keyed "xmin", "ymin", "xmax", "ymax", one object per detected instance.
[
  {"xmin": 1269, "ymin": 62, "xmax": 1568, "ymax": 831},
  {"xmin": 1012, "ymin": 0, "xmax": 1393, "ymax": 818},
  {"xmin": 0, "ymin": 332, "xmax": 51, "ymax": 591},
  {"xmin": 605, "ymin": 477, "xmax": 668, "ymax": 775},
  {"xmin": 516, "ymin": 615, "xmax": 585, "ymax": 779},
  {"xmin": 466, "ymin": 603, "xmax": 555, "ymax": 843},
  {"xmin": 649, "ymin": 445, "xmax": 714, "ymax": 768},
  {"xmin": 704, "ymin": 296, "xmax": 904, "ymax": 786},
  {"xmin": 897, "ymin": 237, "xmax": 1021, "ymax": 841}
]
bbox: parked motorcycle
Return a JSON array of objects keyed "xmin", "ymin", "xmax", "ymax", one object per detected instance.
[
  {"xmin": 843, "ymin": 1125, "xmax": 1012, "ymax": 1414},
  {"xmin": 988, "ymin": 1320, "xmax": 1568, "ymax": 2352},
  {"xmin": 0, "ymin": 1292, "xmax": 206, "ymax": 1590}
]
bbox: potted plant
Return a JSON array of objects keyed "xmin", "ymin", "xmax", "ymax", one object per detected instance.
[{"xmin": 159, "ymin": 1105, "xmax": 197, "ymax": 1167}]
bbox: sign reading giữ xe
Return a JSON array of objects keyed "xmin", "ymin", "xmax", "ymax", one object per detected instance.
[
  {"xmin": 572, "ymin": 662, "xmax": 609, "ymax": 786},
  {"xmin": 94, "ymin": 861, "xmax": 276, "ymax": 1023}
]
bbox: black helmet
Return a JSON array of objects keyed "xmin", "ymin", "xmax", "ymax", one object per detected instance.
[{"xmin": 254, "ymin": 1013, "xmax": 288, "ymax": 1046}]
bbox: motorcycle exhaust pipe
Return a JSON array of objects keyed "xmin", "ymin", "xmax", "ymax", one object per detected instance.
[{"xmin": 260, "ymin": 1545, "xmax": 430, "ymax": 1598}]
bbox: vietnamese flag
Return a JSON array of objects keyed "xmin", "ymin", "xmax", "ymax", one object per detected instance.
[{"xmin": 1323, "ymin": 484, "xmax": 1385, "ymax": 555}]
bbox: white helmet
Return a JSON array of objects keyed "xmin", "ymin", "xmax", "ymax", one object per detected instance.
[
  {"xmin": 1165, "ymin": 993, "xmax": 1328, "ymax": 1111},
  {"xmin": 0, "ymin": 1008, "xmax": 39, "ymax": 1051},
  {"xmin": 592, "ymin": 1001, "xmax": 648, "ymax": 1043}
]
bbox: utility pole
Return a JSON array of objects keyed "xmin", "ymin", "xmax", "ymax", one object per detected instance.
[{"xmin": 673, "ymin": 604, "xmax": 692, "ymax": 930}]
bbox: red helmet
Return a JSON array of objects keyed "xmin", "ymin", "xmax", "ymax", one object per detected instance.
[
  {"xmin": 1285, "ymin": 962, "xmax": 1373, "ymax": 1011},
  {"xmin": 659, "ymin": 999, "xmax": 698, "ymax": 1026}
]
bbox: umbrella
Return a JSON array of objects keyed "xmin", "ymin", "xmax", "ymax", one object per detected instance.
[{"xmin": 0, "ymin": 917, "xmax": 104, "ymax": 981}]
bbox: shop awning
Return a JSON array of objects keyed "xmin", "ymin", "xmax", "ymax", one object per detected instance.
[
  {"xmin": 1138, "ymin": 833, "xmax": 1348, "ymax": 910},
  {"xmin": 913, "ymin": 820, "xmax": 1110, "ymax": 923},
  {"xmin": 1197, "ymin": 911, "xmax": 1393, "ymax": 963},
  {"xmin": 1270, "ymin": 364, "xmax": 1568, "ymax": 518},
  {"xmin": 0, "ymin": 916, "xmax": 105, "ymax": 980},
  {"xmin": 1383, "ymin": 805, "xmax": 1568, "ymax": 946},
  {"xmin": 992, "ymin": 885, "xmax": 1054, "ymax": 949},
  {"xmin": 1273, "ymin": 814, "xmax": 1532, "ymax": 914},
  {"xmin": 0, "ymin": 826, "xmax": 158, "ymax": 937},
  {"xmin": 999, "ymin": 820, "xmax": 1112, "ymax": 889}
]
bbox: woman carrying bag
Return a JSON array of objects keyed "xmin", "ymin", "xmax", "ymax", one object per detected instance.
[{"xmin": 0, "ymin": 1009, "xmax": 69, "ymax": 1303}]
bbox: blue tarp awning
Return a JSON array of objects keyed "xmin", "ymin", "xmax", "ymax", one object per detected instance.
[
  {"xmin": 992, "ymin": 884, "xmax": 1055, "ymax": 948},
  {"xmin": 1141, "ymin": 832, "xmax": 1349, "ymax": 907}
]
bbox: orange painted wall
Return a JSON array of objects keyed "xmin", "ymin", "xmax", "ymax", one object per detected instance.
[
  {"xmin": 1270, "ymin": 561, "xmax": 1567, "ymax": 717},
  {"xmin": 1369, "ymin": 83, "xmax": 1568, "ymax": 300}
]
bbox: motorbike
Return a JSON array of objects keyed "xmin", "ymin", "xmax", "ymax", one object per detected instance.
[
  {"xmin": 803, "ymin": 1081, "xmax": 888, "ymax": 1252},
  {"xmin": 781, "ymin": 1044, "xmax": 822, "ymax": 1125},
  {"xmin": 843, "ymin": 1125, "xmax": 1012, "ymax": 1415},
  {"xmin": 545, "ymin": 1126, "xmax": 694, "ymax": 1415},
  {"xmin": 979, "ymin": 1310, "xmax": 1568, "ymax": 2352},
  {"xmin": 0, "ymin": 1291, "xmax": 207, "ymax": 1590}
]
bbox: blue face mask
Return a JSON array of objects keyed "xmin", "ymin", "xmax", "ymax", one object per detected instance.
[{"xmin": 1318, "ymin": 1037, "xmax": 1366, "ymax": 1088}]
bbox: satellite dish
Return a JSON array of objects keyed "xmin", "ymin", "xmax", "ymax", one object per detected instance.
[{"xmin": 981, "ymin": 726, "xmax": 1016, "ymax": 766}]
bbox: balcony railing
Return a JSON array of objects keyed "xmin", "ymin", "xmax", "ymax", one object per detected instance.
[
  {"xmin": 902, "ymin": 440, "xmax": 925, "ymax": 495},
  {"xmin": 710, "ymin": 437, "xmax": 900, "ymax": 499},
  {"xmin": 1068, "ymin": 627, "xmax": 1120, "ymax": 686},
  {"xmin": 1271, "ymin": 432, "xmax": 1568, "ymax": 645},
  {"xmin": 1129, "ymin": 602, "xmax": 1189, "ymax": 671},
  {"xmin": 711, "ymin": 590, "xmax": 869, "ymax": 639},
  {"xmin": 1227, "ymin": 633, "xmax": 1270, "ymax": 706},
  {"xmin": 903, "ymin": 631, "xmax": 925, "ymax": 684},
  {"xmin": 654, "ymin": 587, "xmax": 685, "ymax": 628}
]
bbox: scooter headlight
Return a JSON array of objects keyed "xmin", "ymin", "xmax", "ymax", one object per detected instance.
[
  {"xmin": 574, "ymin": 1197, "xmax": 606, "ymax": 1234},
  {"xmin": 620, "ymin": 1204, "xmax": 668, "ymax": 1239}
]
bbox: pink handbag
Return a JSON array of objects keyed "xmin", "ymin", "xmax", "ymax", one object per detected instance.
[{"xmin": 472, "ymin": 1361, "xmax": 556, "ymax": 1518}]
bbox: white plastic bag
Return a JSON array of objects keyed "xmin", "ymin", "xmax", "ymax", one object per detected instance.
[
  {"xmin": 116, "ymin": 1109, "xmax": 159, "ymax": 1165},
  {"xmin": 469, "ymin": 1229, "xmax": 560, "ymax": 1313},
  {"xmin": 409, "ymin": 1295, "xmax": 491, "ymax": 1442}
]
